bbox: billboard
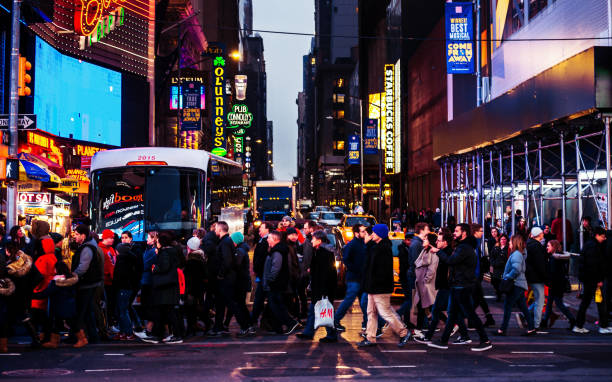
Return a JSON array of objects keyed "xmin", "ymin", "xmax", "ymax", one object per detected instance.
[
  {"xmin": 348, "ymin": 135, "xmax": 360, "ymax": 165},
  {"xmin": 212, "ymin": 56, "xmax": 227, "ymax": 157},
  {"xmin": 33, "ymin": 36, "xmax": 122, "ymax": 146},
  {"xmin": 364, "ymin": 119, "xmax": 378, "ymax": 155},
  {"xmin": 445, "ymin": 2, "xmax": 474, "ymax": 74}
]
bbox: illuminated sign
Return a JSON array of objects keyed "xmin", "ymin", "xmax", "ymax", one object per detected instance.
[
  {"xmin": 445, "ymin": 3, "xmax": 474, "ymax": 74},
  {"xmin": 180, "ymin": 81, "xmax": 202, "ymax": 131},
  {"xmin": 235, "ymin": 75, "xmax": 247, "ymax": 101},
  {"xmin": 78, "ymin": 7, "xmax": 125, "ymax": 50},
  {"xmin": 18, "ymin": 192, "xmax": 51, "ymax": 205},
  {"xmin": 347, "ymin": 135, "xmax": 360, "ymax": 165},
  {"xmin": 67, "ymin": 169, "xmax": 90, "ymax": 182},
  {"xmin": 74, "ymin": 0, "xmax": 124, "ymax": 36},
  {"xmin": 203, "ymin": 42, "xmax": 226, "ymax": 57},
  {"xmin": 76, "ymin": 145, "xmax": 106, "ymax": 157},
  {"xmin": 382, "ymin": 64, "xmax": 395, "ymax": 175},
  {"xmin": 227, "ymin": 104, "xmax": 253, "ymax": 129},
  {"xmin": 212, "ymin": 56, "xmax": 227, "ymax": 157},
  {"xmin": 393, "ymin": 60, "xmax": 401, "ymax": 173},
  {"xmin": 364, "ymin": 119, "xmax": 378, "ymax": 155},
  {"xmin": 234, "ymin": 136, "xmax": 244, "ymax": 153}
]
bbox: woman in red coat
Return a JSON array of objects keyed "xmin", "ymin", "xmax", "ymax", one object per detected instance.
[{"xmin": 30, "ymin": 237, "xmax": 57, "ymax": 343}]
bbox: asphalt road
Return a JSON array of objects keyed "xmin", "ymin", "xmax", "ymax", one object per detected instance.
[{"xmin": 1, "ymin": 287, "xmax": 611, "ymax": 381}]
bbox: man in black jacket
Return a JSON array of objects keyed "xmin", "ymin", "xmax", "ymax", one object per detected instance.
[
  {"xmin": 428, "ymin": 224, "xmax": 492, "ymax": 351},
  {"xmin": 358, "ymin": 224, "xmax": 410, "ymax": 348},
  {"xmin": 250, "ymin": 222, "xmax": 274, "ymax": 326},
  {"xmin": 574, "ymin": 227, "xmax": 610, "ymax": 334},
  {"xmin": 202, "ymin": 223, "xmax": 220, "ymax": 336},
  {"xmin": 263, "ymin": 231, "xmax": 301, "ymax": 335},
  {"xmin": 212, "ymin": 221, "xmax": 239, "ymax": 335},
  {"xmin": 526, "ymin": 227, "xmax": 548, "ymax": 329},
  {"xmin": 296, "ymin": 230, "xmax": 338, "ymax": 342}
]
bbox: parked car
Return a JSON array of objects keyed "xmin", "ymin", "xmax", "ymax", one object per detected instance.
[
  {"xmin": 324, "ymin": 227, "xmax": 346, "ymax": 299},
  {"xmin": 314, "ymin": 205, "xmax": 331, "ymax": 212},
  {"xmin": 336, "ymin": 214, "xmax": 377, "ymax": 243},
  {"xmin": 318, "ymin": 212, "xmax": 344, "ymax": 227}
]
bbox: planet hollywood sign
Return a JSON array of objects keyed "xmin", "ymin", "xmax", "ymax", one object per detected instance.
[{"xmin": 74, "ymin": 0, "xmax": 128, "ymax": 49}]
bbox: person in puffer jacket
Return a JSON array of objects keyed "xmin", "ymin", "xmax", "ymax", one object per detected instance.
[
  {"xmin": 33, "ymin": 260, "xmax": 78, "ymax": 348},
  {"xmin": 31, "ymin": 237, "xmax": 58, "ymax": 343}
]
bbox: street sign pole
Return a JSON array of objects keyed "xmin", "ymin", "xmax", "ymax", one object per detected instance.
[{"xmin": 7, "ymin": 0, "xmax": 22, "ymax": 228}]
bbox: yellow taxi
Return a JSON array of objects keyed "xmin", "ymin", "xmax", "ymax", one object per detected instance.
[
  {"xmin": 389, "ymin": 231, "xmax": 408, "ymax": 298},
  {"xmin": 337, "ymin": 214, "xmax": 377, "ymax": 243}
]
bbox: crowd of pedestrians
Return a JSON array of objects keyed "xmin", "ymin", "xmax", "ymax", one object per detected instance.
[{"xmin": 1, "ymin": 211, "xmax": 611, "ymax": 354}]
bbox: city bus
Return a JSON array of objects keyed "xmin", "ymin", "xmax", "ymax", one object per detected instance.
[{"xmin": 90, "ymin": 147, "xmax": 243, "ymax": 242}]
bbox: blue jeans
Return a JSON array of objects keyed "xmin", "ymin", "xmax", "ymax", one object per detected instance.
[
  {"xmin": 301, "ymin": 300, "xmax": 337, "ymax": 339},
  {"xmin": 528, "ymin": 283, "xmax": 545, "ymax": 328},
  {"xmin": 501, "ymin": 285, "xmax": 535, "ymax": 332},
  {"xmin": 116, "ymin": 289, "xmax": 133, "ymax": 335},
  {"xmin": 396, "ymin": 275, "xmax": 415, "ymax": 324},
  {"xmin": 542, "ymin": 295, "xmax": 575, "ymax": 324},
  {"xmin": 250, "ymin": 281, "xmax": 266, "ymax": 324},
  {"xmin": 335, "ymin": 281, "xmax": 367, "ymax": 326}
]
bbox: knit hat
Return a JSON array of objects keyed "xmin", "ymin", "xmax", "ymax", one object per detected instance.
[
  {"xmin": 50, "ymin": 232, "xmax": 63, "ymax": 244},
  {"xmin": 282, "ymin": 216, "xmax": 292, "ymax": 222},
  {"xmin": 286, "ymin": 227, "xmax": 298, "ymax": 235},
  {"xmin": 230, "ymin": 232, "xmax": 244, "ymax": 245},
  {"xmin": 101, "ymin": 229, "xmax": 115, "ymax": 240},
  {"xmin": 530, "ymin": 226, "xmax": 543, "ymax": 237},
  {"xmin": 372, "ymin": 224, "xmax": 389, "ymax": 239},
  {"xmin": 187, "ymin": 237, "xmax": 201, "ymax": 251}
]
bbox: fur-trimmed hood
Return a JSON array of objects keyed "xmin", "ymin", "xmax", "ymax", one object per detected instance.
[
  {"xmin": 7, "ymin": 252, "xmax": 32, "ymax": 277},
  {"xmin": 55, "ymin": 273, "xmax": 79, "ymax": 287},
  {"xmin": 0, "ymin": 277, "xmax": 16, "ymax": 296},
  {"xmin": 187, "ymin": 249, "xmax": 206, "ymax": 263}
]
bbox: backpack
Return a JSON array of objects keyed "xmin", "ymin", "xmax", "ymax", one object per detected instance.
[{"xmin": 235, "ymin": 245, "xmax": 252, "ymax": 292}]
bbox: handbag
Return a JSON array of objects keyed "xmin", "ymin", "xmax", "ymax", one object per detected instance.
[
  {"xmin": 314, "ymin": 296, "xmax": 334, "ymax": 329},
  {"xmin": 500, "ymin": 278, "xmax": 514, "ymax": 294}
]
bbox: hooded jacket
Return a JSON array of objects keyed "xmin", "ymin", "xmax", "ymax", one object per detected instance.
[
  {"xmin": 113, "ymin": 243, "xmax": 139, "ymax": 290},
  {"xmin": 436, "ymin": 237, "xmax": 477, "ymax": 288},
  {"xmin": 363, "ymin": 238, "xmax": 394, "ymax": 294},
  {"xmin": 31, "ymin": 238, "xmax": 57, "ymax": 310},
  {"xmin": 184, "ymin": 249, "xmax": 207, "ymax": 298},
  {"xmin": 98, "ymin": 242, "xmax": 117, "ymax": 286},
  {"xmin": 253, "ymin": 234, "xmax": 269, "ymax": 279},
  {"xmin": 578, "ymin": 239, "xmax": 607, "ymax": 283},
  {"xmin": 235, "ymin": 242, "xmax": 252, "ymax": 293},
  {"xmin": 263, "ymin": 241, "xmax": 289, "ymax": 292},
  {"xmin": 309, "ymin": 244, "xmax": 337, "ymax": 301},
  {"xmin": 33, "ymin": 274, "xmax": 78, "ymax": 319}
]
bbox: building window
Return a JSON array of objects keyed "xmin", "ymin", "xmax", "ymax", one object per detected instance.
[
  {"xmin": 334, "ymin": 78, "xmax": 345, "ymax": 89},
  {"xmin": 528, "ymin": 0, "xmax": 548, "ymax": 20},
  {"xmin": 333, "ymin": 94, "xmax": 345, "ymax": 104},
  {"xmin": 332, "ymin": 110, "xmax": 345, "ymax": 119},
  {"xmin": 333, "ymin": 140, "xmax": 345, "ymax": 156}
]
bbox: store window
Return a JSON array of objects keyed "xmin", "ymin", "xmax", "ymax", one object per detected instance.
[
  {"xmin": 332, "ymin": 110, "xmax": 345, "ymax": 119},
  {"xmin": 333, "ymin": 94, "xmax": 345, "ymax": 104},
  {"xmin": 528, "ymin": 0, "xmax": 548, "ymax": 20}
]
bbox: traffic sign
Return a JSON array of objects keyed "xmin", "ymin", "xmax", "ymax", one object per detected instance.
[{"xmin": 0, "ymin": 114, "xmax": 37, "ymax": 130}]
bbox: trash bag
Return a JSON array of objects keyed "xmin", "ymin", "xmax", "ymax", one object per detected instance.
[{"xmin": 314, "ymin": 297, "xmax": 334, "ymax": 329}]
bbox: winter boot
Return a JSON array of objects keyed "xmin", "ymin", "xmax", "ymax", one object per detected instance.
[
  {"xmin": 0, "ymin": 338, "xmax": 8, "ymax": 353},
  {"xmin": 483, "ymin": 314, "xmax": 496, "ymax": 328},
  {"xmin": 23, "ymin": 319, "xmax": 42, "ymax": 349},
  {"xmin": 73, "ymin": 329, "xmax": 88, "ymax": 348},
  {"xmin": 42, "ymin": 333, "xmax": 61, "ymax": 349}
]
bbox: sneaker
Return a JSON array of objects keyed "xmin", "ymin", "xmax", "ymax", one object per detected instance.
[
  {"xmin": 357, "ymin": 339, "xmax": 376, "ymax": 348},
  {"xmin": 412, "ymin": 329, "xmax": 423, "ymax": 338},
  {"xmin": 247, "ymin": 326, "xmax": 257, "ymax": 335},
  {"xmin": 206, "ymin": 329, "xmax": 221, "ymax": 337},
  {"xmin": 283, "ymin": 321, "xmax": 302, "ymax": 335},
  {"xmin": 375, "ymin": 328, "xmax": 384, "ymax": 338},
  {"xmin": 450, "ymin": 325, "xmax": 459, "ymax": 337},
  {"xmin": 361, "ymin": 326, "xmax": 366, "ymax": 331},
  {"xmin": 398, "ymin": 334, "xmax": 411, "ymax": 347},
  {"xmin": 493, "ymin": 330, "xmax": 506, "ymax": 336},
  {"xmin": 140, "ymin": 335, "xmax": 161, "ymax": 344},
  {"xmin": 522, "ymin": 329, "xmax": 537, "ymax": 336},
  {"xmin": 335, "ymin": 324, "xmax": 346, "ymax": 332},
  {"xmin": 413, "ymin": 335, "xmax": 432, "ymax": 344},
  {"xmin": 470, "ymin": 340, "xmax": 493, "ymax": 352},
  {"xmin": 162, "ymin": 335, "xmax": 172, "ymax": 343},
  {"xmin": 123, "ymin": 334, "xmax": 136, "ymax": 341},
  {"xmin": 163, "ymin": 335, "xmax": 183, "ymax": 344},
  {"xmin": 428, "ymin": 340, "xmax": 448, "ymax": 350},
  {"xmin": 572, "ymin": 326, "xmax": 589, "ymax": 334},
  {"xmin": 109, "ymin": 325, "xmax": 120, "ymax": 334},
  {"xmin": 452, "ymin": 336, "xmax": 472, "ymax": 345},
  {"xmin": 134, "ymin": 330, "xmax": 149, "ymax": 339},
  {"xmin": 598, "ymin": 327, "xmax": 612, "ymax": 334},
  {"xmin": 237, "ymin": 329, "xmax": 253, "ymax": 338}
]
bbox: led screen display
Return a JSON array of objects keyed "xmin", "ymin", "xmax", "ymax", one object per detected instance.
[
  {"xmin": 34, "ymin": 36, "xmax": 122, "ymax": 146},
  {"xmin": 169, "ymin": 86, "xmax": 206, "ymax": 110}
]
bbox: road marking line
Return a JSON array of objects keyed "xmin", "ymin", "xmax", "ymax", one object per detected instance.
[
  {"xmin": 367, "ymin": 365, "xmax": 416, "ymax": 369},
  {"xmin": 381, "ymin": 350, "xmax": 426, "ymax": 353},
  {"xmin": 85, "ymin": 368, "xmax": 132, "ymax": 372},
  {"xmin": 243, "ymin": 351, "xmax": 287, "ymax": 355},
  {"xmin": 0, "ymin": 353, "xmax": 21, "ymax": 356},
  {"xmin": 104, "ymin": 353, "xmax": 125, "ymax": 356},
  {"xmin": 511, "ymin": 351, "xmax": 554, "ymax": 354},
  {"xmin": 509, "ymin": 365, "xmax": 554, "ymax": 368}
]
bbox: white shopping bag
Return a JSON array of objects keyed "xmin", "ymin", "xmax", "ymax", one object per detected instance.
[{"xmin": 314, "ymin": 297, "xmax": 334, "ymax": 329}]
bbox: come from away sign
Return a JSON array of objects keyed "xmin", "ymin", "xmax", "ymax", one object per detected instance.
[{"xmin": 445, "ymin": 2, "xmax": 474, "ymax": 74}]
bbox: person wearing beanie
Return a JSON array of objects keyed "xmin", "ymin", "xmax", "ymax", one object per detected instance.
[
  {"xmin": 187, "ymin": 237, "xmax": 201, "ymax": 252},
  {"xmin": 526, "ymin": 226, "xmax": 549, "ymax": 329},
  {"xmin": 230, "ymin": 232, "xmax": 244, "ymax": 246},
  {"xmin": 99, "ymin": 229, "xmax": 118, "ymax": 329},
  {"xmin": 231, "ymin": 230, "xmax": 253, "ymax": 337},
  {"xmin": 359, "ymin": 224, "xmax": 410, "ymax": 348},
  {"xmin": 183, "ymin": 235, "xmax": 207, "ymax": 337}
]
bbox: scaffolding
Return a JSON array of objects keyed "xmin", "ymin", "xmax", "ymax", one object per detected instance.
[{"xmin": 439, "ymin": 114, "xmax": 612, "ymax": 252}]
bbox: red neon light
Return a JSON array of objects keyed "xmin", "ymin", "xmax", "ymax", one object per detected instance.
[
  {"xmin": 126, "ymin": 161, "xmax": 168, "ymax": 166},
  {"xmin": 74, "ymin": 0, "xmax": 152, "ymax": 36}
]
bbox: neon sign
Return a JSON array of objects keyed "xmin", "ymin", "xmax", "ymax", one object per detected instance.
[
  {"xmin": 211, "ymin": 56, "xmax": 227, "ymax": 157},
  {"xmin": 227, "ymin": 104, "xmax": 253, "ymax": 129},
  {"xmin": 76, "ymin": 145, "xmax": 106, "ymax": 157},
  {"xmin": 74, "ymin": 0, "xmax": 125, "ymax": 36},
  {"xmin": 79, "ymin": 7, "xmax": 125, "ymax": 49},
  {"xmin": 383, "ymin": 64, "xmax": 395, "ymax": 175}
]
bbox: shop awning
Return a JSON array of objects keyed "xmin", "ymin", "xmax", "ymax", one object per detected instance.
[
  {"xmin": 18, "ymin": 152, "xmax": 66, "ymax": 178},
  {"xmin": 18, "ymin": 155, "xmax": 62, "ymax": 183}
]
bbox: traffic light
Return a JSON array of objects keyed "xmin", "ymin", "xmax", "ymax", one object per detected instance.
[{"xmin": 18, "ymin": 55, "xmax": 32, "ymax": 97}]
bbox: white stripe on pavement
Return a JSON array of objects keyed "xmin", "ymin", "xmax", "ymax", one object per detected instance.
[
  {"xmin": 380, "ymin": 350, "xmax": 427, "ymax": 353},
  {"xmin": 0, "ymin": 353, "xmax": 21, "ymax": 356},
  {"xmin": 509, "ymin": 365, "xmax": 554, "ymax": 368},
  {"xmin": 367, "ymin": 365, "xmax": 416, "ymax": 369},
  {"xmin": 243, "ymin": 351, "xmax": 287, "ymax": 355},
  {"xmin": 85, "ymin": 369, "xmax": 132, "ymax": 372},
  {"xmin": 104, "ymin": 353, "xmax": 125, "ymax": 356},
  {"xmin": 511, "ymin": 351, "xmax": 554, "ymax": 354}
]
